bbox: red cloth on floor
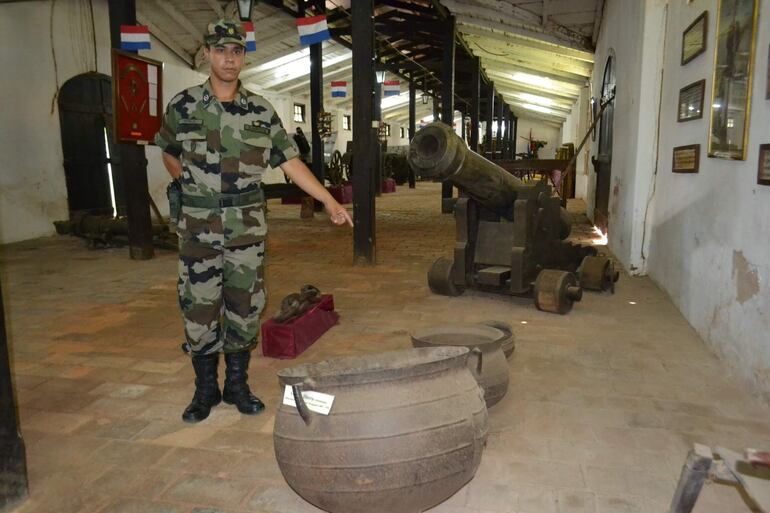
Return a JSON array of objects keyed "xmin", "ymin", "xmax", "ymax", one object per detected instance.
[{"xmin": 261, "ymin": 294, "xmax": 339, "ymax": 359}]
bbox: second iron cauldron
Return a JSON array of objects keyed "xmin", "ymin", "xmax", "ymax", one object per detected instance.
[
  {"xmin": 411, "ymin": 324, "xmax": 510, "ymax": 407},
  {"xmin": 274, "ymin": 347, "xmax": 488, "ymax": 513}
]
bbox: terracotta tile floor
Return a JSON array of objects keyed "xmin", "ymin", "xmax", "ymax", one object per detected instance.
[{"xmin": 2, "ymin": 183, "xmax": 769, "ymax": 513}]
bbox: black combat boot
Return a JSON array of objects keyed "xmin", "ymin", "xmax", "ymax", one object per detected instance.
[
  {"xmin": 223, "ymin": 350, "xmax": 265, "ymax": 415},
  {"xmin": 182, "ymin": 352, "xmax": 222, "ymax": 423}
]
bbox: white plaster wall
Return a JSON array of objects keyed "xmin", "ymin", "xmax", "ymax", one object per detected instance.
[
  {"xmin": 0, "ymin": 0, "xmax": 205, "ymax": 243},
  {"xmin": 561, "ymin": 87, "xmax": 591, "ymax": 200},
  {"xmin": 0, "ymin": 0, "xmax": 109, "ymax": 244},
  {"xmin": 514, "ymin": 117, "xmax": 561, "ymax": 159},
  {"xmin": 646, "ymin": 0, "xmax": 770, "ymax": 400}
]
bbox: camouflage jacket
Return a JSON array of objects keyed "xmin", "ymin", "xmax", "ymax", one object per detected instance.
[{"xmin": 156, "ymin": 79, "xmax": 298, "ymax": 247}]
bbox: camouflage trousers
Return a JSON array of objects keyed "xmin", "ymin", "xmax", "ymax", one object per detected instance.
[{"xmin": 178, "ymin": 238, "xmax": 266, "ymax": 356}]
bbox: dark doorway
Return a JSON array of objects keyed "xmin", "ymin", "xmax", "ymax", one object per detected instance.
[
  {"xmin": 593, "ymin": 53, "xmax": 616, "ymax": 233},
  {"xmin": 57, "ymin": 73, "xmax": 125, "ymax": 216}
]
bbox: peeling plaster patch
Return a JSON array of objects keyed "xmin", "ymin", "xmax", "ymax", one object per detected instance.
[{"xmin": 732, "ymin": 250, "xmax": 759, "ymax": 304}]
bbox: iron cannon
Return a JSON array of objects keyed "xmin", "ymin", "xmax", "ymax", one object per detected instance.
[{"xmin": 408, "ymin": 122, "xmax": 618, "ymax": 314}]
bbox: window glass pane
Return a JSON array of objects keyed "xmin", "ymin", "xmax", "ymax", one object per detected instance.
[{"xmin": 293, "ymin": 104, "xmax": 305, "ymax": 123}]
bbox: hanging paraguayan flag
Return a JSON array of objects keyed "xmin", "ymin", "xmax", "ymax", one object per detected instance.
[
  {"xmin": 242, "ymin": 22, "xmax": 256, "ymax": 52},
  {"xmin": 296, "ymin": 15, "xmax": 331, "ymax": 46},
  {"xmin": 331, "ymin": 81, "xmax": 347, "ymax": 98},
  {"xmin": 383, "ymin": 80, "xmax": 401, "ymax": 97},
  {"xmin": 120, "ymin": 25, "xmax": 151, "ymax": 51}
]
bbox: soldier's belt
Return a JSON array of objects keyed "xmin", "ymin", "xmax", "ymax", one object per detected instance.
[{"xmin": 182, "ymin": 190, "xmax": 264, "ymax": 209}]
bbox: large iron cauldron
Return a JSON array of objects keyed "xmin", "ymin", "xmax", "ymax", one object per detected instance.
[
  {"xmin": 274, "ymin": 347, "xmax": 488, "ymax": 513},
  {"xmin": 411, "ymin": 324, "xmax": 510, "ymax": 408}
]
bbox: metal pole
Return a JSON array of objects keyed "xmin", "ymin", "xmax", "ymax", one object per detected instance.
[
  {"xmin": 496, "ymin": 94, "xmax": 503, "ymax": 161},
  {"xmin": 351, "ymin": 0, "xmax": 376, "ymax": 263},
  {"xmin": 408, "ymin": 76, "xmax": 416, "ymax": 188},
  {"xmin": 308, "ymin": 0, "xmax": 325, "ymax": 208},
  {"xmin": 485, "ymin": 80, "xmax": 494, "ymax": 160},
  {"xmin": 0, "ymin": 277, "xmax": 27, "ymax": 511},
  {"xmin": 108, "ymin": 0, "xmax": 154, "ymax": 260},
  {"xmin": 440, "ymin": 15, "xmax": 456, "ymax": 213},
  {"xmin": 470, "ymin": 57, "xmax": 480, "ymax": 152}
]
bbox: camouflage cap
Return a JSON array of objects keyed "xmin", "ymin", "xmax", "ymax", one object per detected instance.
[{"xmin": 205, "ymin": 18, "xmax": 246, "ymax": 47}]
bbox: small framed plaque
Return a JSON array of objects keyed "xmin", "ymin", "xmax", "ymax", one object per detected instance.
[
  {"xmin": 672, "ymin": 144, "xmax": 700, "ymax": 173},
  {"xmin": 682, "ymin": 11, "xmax": 708, "ymax": 65},
  {"xmin": 678, "ymin": 79, "xmax": 706, "ymax": 122},
  {"xmin": 111, "ymin": 49, "xmax": 163, "ymax": 144},
  {"xmin": 758, "ymin": 144, "xmax": 770, "ymax": 185}
]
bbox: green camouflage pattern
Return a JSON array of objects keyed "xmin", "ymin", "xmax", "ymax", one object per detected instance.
[
  {"xmin": 205, "ymin": 18, "xmax": 247, "ymax": 47},
  {"xmin": 178, "ymin": 238, "xmax": 266, "ymax": 355},
  {"xmin": 157, "ymin": 78, "xmax": 296, "ymax": 354},
  {"xmin": 155, "ymin": 79, "xmax": 298, "ymax": 247}
]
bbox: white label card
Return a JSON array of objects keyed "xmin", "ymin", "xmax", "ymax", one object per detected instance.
[
  {"xmin": 147, "ymin": 64, "xmax": 157, "ymax": 84},
  {"xmin": 283, "ymin": 385, "xmax": 335, "ymax": 415}
]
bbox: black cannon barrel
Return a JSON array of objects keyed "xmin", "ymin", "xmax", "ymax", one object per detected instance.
[{"xmin": 408, "ymin": 122, "xmax": 527, "ymax": 216}]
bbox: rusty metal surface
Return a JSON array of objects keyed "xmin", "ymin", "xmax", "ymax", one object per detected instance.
[
  {"xmin": 478, "ymin": 320, "xmax": 515, "ymax": 359},
  {"xmin": 411, "ymin": 324, "xmax": 510, "ymax": 407},
  {"xmin": 273, "ymin": 347, "xmax": 488, "ymax": 513}
]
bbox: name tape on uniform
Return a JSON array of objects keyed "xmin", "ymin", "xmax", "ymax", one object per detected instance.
[{"xmin": 283, "ymin": 386, "xmax": 334, "ymax": 415}]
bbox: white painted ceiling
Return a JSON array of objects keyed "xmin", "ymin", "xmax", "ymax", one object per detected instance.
[{"xmin": 136, "ymin": 0, "xmax": 603, "ymax": 126}]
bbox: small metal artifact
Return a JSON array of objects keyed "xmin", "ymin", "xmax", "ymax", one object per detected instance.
[{"xmin": 273, "ymin": 284, "xmax": 323, "ymax": 324}]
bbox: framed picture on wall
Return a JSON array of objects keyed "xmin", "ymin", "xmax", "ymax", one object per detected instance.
[
  {"xmin": 111, "ymin": 49, "xmax": 163, "ymax": 144},
  {"xmin": 682, "ymin": 11, "xmax": 708, "ymax": 65},
  {"xmin": 708, "ymin": 0, "xmax": 760, "ymax": 160},
  {"xmin": 758, "ymin": 144, "xmax": 770, "ymax": 185},
  {"xmin": 672, "ymin": 144, "xmax": 700, "ymax": 173},
  {"xmin": 678, "ymin": 79, "xmax": 706, "ymax": 122}
]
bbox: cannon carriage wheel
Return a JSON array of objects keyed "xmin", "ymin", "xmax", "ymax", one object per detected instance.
[
  {"xmin": 578, "ymin": 255, "xmax": 619, "ymax": 293},
  {"xmin": 428, "ymin": 257, "xmax": 464, "ymax": 297},
  {"xmin": 533, "ymin": 270, "xmax": 583, "ymax": 314},
  {"xmin": 326, "ymin": 150, "xmax": 344, "ymax": 186}
]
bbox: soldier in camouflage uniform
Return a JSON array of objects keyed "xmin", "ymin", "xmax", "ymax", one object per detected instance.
[{"xmin": 156, "ymin": 19, "xmax": 352, "ymax": 423}]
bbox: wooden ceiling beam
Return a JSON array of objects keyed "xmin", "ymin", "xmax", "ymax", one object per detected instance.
[
  {"xmin": 479, "ymin": 54, "xmax": 587, "ymax": 87},
  {"xmin": 136, "ymin": 10, "xmax": 194, "ymax": 67},
  {"xmin": 457, "ymin": 21, "xmax": 594, "ymax": 63},
  {"xmin": 443, "ymin": 0, "xmax": 593, "ymax": 51},
  {"xmin": 485, "ymin": 70, "xmax": 580, "ymax": 99},
  {"xmin": 462, "ymin": 34, "xmax": 593, "ymax": 74}
]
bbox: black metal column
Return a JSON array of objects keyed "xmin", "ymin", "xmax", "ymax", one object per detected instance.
[
  {"xmin": 470, "ymin": 57, "xmax": 480, "ymax": 153},
  {"xmin": 485, "ymin": 80, "xmax": 494, "ymax": 160},
  {"xmin": 108, "ymin": 0, "xmax": 154, "ymax": 260},
  {"xmin": 308, "ymin": 0, "xmax": 325, "ymax": 198},
  {"xmin": 373, "ymin": 70, "xmax": 382, "ymax": 197},
  {"xmin": 512, "ymin": 114, "xmax": 518, "ymax": 159},
  {"xmin": 0, "ymin": 278, "xmax": 27, "ymax": 512},
  {"xmin": 503, "ymin": 105, "xmax": 511, "ymax": 160},
  {"xmin": 407, "ymin": 77, "xmax": 416, "ymax": 188},
  {"xmin": 352, "ymin": 0, "xmax": 376, "ymax": 264},
  {"xmin": 440, "ymin": 15, "xmax": 455, "ymax": 213},
  {"xmin": 496, "ymin": 94, "xmax": 503, "ymax": 161}
]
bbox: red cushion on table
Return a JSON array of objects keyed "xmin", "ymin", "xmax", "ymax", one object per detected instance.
[
  {"xmin": 328, "ymin": 183, "xmax": 353, "ymax": 204},
  {"xmin": 261, "ymin": 294, "xmax": 339, "ymax": 359}
]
